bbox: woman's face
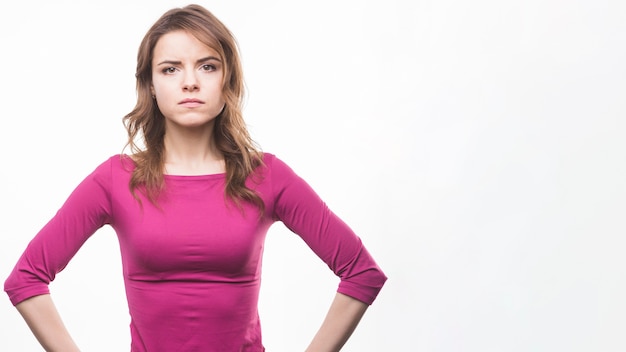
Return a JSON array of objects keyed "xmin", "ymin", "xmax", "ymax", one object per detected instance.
[{"xmin": 151, "ymin": 30, "xmax": 225, "ymax": 130}]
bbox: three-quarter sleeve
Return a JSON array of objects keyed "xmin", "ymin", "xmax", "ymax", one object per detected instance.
[
  {"xmin": 267, "ymin": 155, "xmax": 387, "ymax": 304},
  {"xmin": 4, "ymin": 159, "xmax": 113, "ymax": 306}
]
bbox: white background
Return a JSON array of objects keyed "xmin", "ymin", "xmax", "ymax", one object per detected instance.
[{"xmin": 1, "ymin": 0, "xmax": 625, "ymax": 351}]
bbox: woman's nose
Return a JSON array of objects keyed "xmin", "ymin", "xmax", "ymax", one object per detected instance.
[{"xmin": 182, "ymin": 71, "xmax": 199, "ymax": 91}]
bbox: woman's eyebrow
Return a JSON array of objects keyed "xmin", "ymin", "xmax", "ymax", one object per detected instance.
[
  {"xmin": 156, "ymin": 56, "xmax": 221, "ymax": 66},
  {"xmin": 197, "ymin": 56, "xmax": 221, "ymax": 63}
]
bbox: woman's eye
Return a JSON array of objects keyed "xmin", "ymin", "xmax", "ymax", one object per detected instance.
[
  {"xmin": 201, "ymin": 64, "xmax": 216, "ymax": 72},
  {"xmin": 162, "ymin": 67, "xmax": 177, "ymax": 74}
]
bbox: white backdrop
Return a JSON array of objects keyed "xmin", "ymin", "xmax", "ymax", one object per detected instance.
[{"xmin": 1, "ymin": 1, "xmax": 625, "ymax": 351}]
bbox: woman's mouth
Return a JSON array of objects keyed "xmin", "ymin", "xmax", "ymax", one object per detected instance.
[{"xmin": 179, "ymin": 98, "xmax": 205, "ymax": 107}]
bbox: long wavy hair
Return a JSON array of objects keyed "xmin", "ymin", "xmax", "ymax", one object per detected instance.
[{"xmin": 123, "ymin": 4, "xmax": 263, "ymax": 210}]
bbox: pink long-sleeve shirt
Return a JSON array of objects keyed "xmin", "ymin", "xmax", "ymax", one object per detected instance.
[{"xmin": 4, "ymin": 153, "xmax": 386, "ymax": 351}]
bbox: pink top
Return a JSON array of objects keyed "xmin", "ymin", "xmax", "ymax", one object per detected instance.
[{"xmin": 4, "ymin": 153, "xmax": 386, "ymax": 351}]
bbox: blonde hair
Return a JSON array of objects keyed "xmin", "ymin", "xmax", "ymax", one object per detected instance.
[{"xmin": 123, "ymin": 4, "xmax": 263, "ymax": 210}]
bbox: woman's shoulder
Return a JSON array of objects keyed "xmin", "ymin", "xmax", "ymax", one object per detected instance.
[
  {"xmin": 105, "ymin": 154, "xmax": 135, "ymax": 168},
  {"xmin": 91, "ymin": 154, "xmax": 136, "ymax": 177},
  {"xmin": 259, "ymin": 152, "xmax": 288, "ymax": 172},
  {"xmin": 258, "ymin": 151, "xmax": 298, "ymax": 180},
  {"xmin": 260, "ymin": 151, "xmax": 276, "ymax": 165}
]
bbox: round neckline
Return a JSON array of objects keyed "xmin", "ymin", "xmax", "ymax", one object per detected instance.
[{"xmin": 163, "ymin": 173, "xmax": 226, "ymax": 180}]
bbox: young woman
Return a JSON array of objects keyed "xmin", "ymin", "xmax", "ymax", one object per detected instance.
[{"xmin": 4, "ymin": 4, "xmax": 386, "ymax": 351}]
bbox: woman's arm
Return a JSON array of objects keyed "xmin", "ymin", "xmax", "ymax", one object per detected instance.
[
  {"xmin": 266, "ymin": 155, "xmax": 386, "ymax": 350},
  {"xmin": 306, "ymin": 292, "xmax": 369, "ymax": 352},
  {"xmin": 15, "ymin": 294, "xmax": 80, "ymax": 352}
]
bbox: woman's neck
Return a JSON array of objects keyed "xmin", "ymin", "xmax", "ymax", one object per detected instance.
[{"xmin": 162, "ymin": 122, "xmax": 225, "ymax": 175}]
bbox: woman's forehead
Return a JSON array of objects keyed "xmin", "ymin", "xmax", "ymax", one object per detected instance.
[{"xmin": 153, "ymin": 30, "xmax": 222, "ymax": 62}]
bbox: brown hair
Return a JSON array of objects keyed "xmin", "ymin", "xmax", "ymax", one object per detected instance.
[{"xmin": 123, "ymin": 4, "xmax": 264, "ymax": 211}]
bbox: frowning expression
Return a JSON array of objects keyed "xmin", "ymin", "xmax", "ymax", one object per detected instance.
[{"xmin": 151, "ymin": 30, "xmax": 225, "ymax": 129}]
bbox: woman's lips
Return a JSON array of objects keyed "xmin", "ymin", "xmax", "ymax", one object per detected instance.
[{"xmin": 179, "ymin": 98, "xmax": 205, "ymax": 108}]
